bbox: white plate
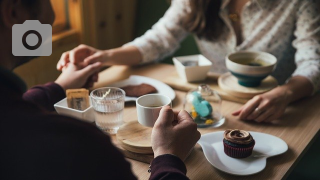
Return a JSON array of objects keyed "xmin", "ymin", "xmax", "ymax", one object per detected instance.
[
  {"xmin": 198, "ymin": 131, "xmax": 288, "ymax": 176},
  {"xmin": 108, "ymin": 75, "xmax": 176, "ymax": 102}
]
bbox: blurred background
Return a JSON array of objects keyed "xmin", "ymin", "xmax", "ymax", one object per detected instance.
[{"xmin": 14, "ymin": 0, "xmax": 199, "ymax": 88}]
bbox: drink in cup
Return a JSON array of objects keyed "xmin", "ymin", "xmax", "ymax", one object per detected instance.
[
  {"xmin": 90, "ymin": 87, "xmax": 125, "ymax": 134},
  {"xmin": 136, "ymin": 94, "xmax": 172, "ymax": 127}
]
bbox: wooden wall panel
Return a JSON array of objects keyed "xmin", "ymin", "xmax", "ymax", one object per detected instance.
[
  {"xmin": 51, "ymin": 0, "xmax": 67, "ymax": 34},
  {"xmin": 14, "ymin": 0, "xmax": 137, "ymax": 88},
  {"xmin": 72, "ymin": 0, "xmax": 137, "ymax": 49}
]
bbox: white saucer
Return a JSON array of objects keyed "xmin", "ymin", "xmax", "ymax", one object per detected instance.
[
  {"xmin": 109, "ymin": 75, "xmax": 176, "ymax": 102},
  {"xmin": 198, "ymin": 131, "xmax": 288, "ymax": 176}
]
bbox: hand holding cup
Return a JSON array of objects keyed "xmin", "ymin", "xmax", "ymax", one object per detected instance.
[{"xmin": 151, "ymin": 106, "xmax": 201, "ymax": 161}]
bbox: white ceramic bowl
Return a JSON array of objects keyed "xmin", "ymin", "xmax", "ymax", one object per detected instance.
[
  {"xmin": 173, "ymin": 54, "xmax": 212, "ymax": 82},
  {"xmin": 54, "ymin": 98, "xmax": 95, "ymax": 123},
  {"xmin": 226, "ymin": 51, "xmax": 277, "ymax": 87}
]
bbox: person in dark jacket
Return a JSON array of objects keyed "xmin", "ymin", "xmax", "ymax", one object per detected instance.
[{"xmin": 0, "ymin": 0, "xmax": 201, "ymax": 179}]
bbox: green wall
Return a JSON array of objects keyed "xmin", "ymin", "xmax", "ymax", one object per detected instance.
[{"xmin": 134, "ymin": 0, "xmax": 199, "ymax": 64}]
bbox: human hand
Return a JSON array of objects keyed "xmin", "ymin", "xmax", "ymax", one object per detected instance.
[
  {"xmin": 151, "ymin": 106, "xmax": 201, "ymax": 161},
  {"xmin": 57, "ymin": 44, "xmax": 107, "ymax": 71},
  {"xmin": 55, "ymin": 62, "xmax": 102, "ymax": 90},
  {"xmin": 232, "ymin": 87, "xmax": 291, "ymax": 123}
]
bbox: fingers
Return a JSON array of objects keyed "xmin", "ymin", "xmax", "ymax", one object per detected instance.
[
  {"xmin": 239, "ymin": 96, "xmax": 262, "ymax": 120},
  {"xmin": 232, "ymin": 106, "xmax": 243, "ymax": 116},
  {"xmin": 244, "ymin": 104, "xmax": 284, "ymax": 123},
  {"xmin": 84, "ymin": 52, "xmax": 103, "ymax": 65},
  {"xmin": 247, "ymin": 106, "xmax": 265, "ymax": 120},
  {"xmin": 254, "ymin": 109, "xmax": 272, "ymax": 123},
  {"xmin": 155, "ymin": 106, "xmax": 175, "ymax": 127},
  {"xmin": 177, "ymin": 110, "xmax": 194, "ymax": 123},
  {"xmin": 58, "ymin": 44, "xmax": 100, "ymax": 72},
  {"xmin": 69, "ymin": 44, "xmax": 93, "ymax": 64},
  {"xmin": 176, "ymin": 110, "xmax": 199, "ymax": 137},
  {"xmin": 91, "ymin": 72, "xmax": 99, "ymax": 82},
  {"xmin": 78, "ymin": 62, "xmax": 102, "ymax": 79},
  {"xmin": 57, "ymin": 51, "xmax": 70, "ymax": 71},
  {"xmin": 256, "ymin": 109, "xmax": 283, "ymax": 123}
]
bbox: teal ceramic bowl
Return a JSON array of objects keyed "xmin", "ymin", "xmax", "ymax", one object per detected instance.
[{"xmin": 226, "ymin": 51, "xmax": 277, "ymax": 87}]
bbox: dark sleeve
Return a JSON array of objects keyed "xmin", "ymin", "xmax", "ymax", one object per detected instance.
[
  {"xmin": 149, "ymin": 154, "xmax": 189, "ymax": 180},
  {"xmin": 23, "ymin": 82, "xmax": 65, "ymax": 111},
  {"xmin": 11, "ymin": 114, "xmax": 139, "ymax": 180},
  {"xmin": 65, "ymin": 119, "xmax": 138, "ymax": 180}
]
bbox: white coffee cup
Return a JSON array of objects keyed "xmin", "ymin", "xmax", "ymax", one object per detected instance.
[{"xmin": 136, "ymin": 94, "xmax": 172, "ymax": 127}]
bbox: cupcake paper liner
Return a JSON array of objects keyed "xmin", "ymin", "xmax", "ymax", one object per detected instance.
[{"xmin": 223, "ymin": 140, "xmax": 255, "ymax": 158}]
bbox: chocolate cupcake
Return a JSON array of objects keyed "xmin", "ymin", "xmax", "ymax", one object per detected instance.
[{"xmin": 223, "ymin": 129, "xmax": 255, "ymax": 158}]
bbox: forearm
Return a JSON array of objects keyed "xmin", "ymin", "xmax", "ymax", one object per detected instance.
[
  {"xmin": 279, "ymin": 76, "xmax": 313, "ymax": 104},
  {"xmin": 23, "ymin": 82, "xmax": 65, "ymax": 111},
  {"xmin": 104, "ymin": 46, "xmax": 142, "ymax": 66}
]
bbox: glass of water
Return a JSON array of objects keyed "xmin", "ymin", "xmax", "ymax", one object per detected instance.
[{"xmin": 90, "ymin": 87, "xmax": 125, "ymax": 134}]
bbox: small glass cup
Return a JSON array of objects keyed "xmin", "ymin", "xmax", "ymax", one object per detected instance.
[
  {"xmin": 183, "ymin": 84, "xmax": 225, "ymax": 128},
  {"xmin": 90, "ymin": 87, "xmax": 125, "ymax": 134}
]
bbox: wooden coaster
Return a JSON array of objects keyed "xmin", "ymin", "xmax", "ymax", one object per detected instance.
[
  {"xmin": 218, "ymin": 73, "xmax": 278, "ymax": 99},
  {"xmin": 116, "ymin": 121, "xmax": 153, "ymax": 154}
]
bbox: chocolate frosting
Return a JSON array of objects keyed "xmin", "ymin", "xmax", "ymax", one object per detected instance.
[{"xmin": 224, "ymin": 129, "xmax": 253, "ymax": 144}]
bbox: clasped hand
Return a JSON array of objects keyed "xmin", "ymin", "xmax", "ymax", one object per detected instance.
[{"xmin": 55, "ymin": 45, "xmax": 105, "ymax": 90}]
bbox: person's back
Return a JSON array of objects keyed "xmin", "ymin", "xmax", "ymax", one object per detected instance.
[
  {"xmin": 0, "ymin": 67, "xmax": 197, "ymax": 180},
  {"xmin": 0, "ymin": 73, "xmax": 137, "ymax": 180},
  {"xmin": 0, "ymin": 0, "xmax": 200, "ymax": 179}
]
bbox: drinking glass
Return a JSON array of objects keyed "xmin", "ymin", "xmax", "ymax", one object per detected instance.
[{"xmin": 90, "ymin": 87, "xmax": 125, "ymax": 134}]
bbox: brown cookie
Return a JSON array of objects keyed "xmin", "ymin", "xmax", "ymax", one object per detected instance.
[{"xmin": 121, "ymin": 83, "xmax": 157, "ymax": 97}]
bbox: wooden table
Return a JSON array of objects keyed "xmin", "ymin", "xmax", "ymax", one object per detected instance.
[{"xmin": 94, "ymin": 63, "xmax": 320, "ymax": 180}]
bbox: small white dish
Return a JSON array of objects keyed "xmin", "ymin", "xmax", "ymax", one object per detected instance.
[
  {"xmin": 108, "ymin": 75, "xmax": 176, "ymax": 102},
  {"xmin": 54, "ymin": 98, "xmax": 95, "ymax": 123},
  {"xmin": 173, "ymin": 54, "xmax": 212, "ymax": 82},
  {"xmin": 198, "ymin": 131, "xmax": 288, "ymax": 176}
]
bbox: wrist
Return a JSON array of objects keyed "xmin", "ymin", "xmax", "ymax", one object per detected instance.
[
  {"xmin": 100, "ymin": 50, "xmax": 111, "ymax": 66},
  {"xmin": 154, "ymin": 149, "xmax": 183, "ymax": 161},
  {"xmin": 54, "ymin": 79, "xmax": 68, "ymax": 91},
  {"xmin": 150, "ymin": 154, "xmax": 187, "ymax": 175},
  {"xmin": 105, "ymin": 46, "xmax": 142, "ymax": 65},
  {"xmin": 55, "ymin": 76, "xmax": 74, "ymax": 91},
  {"xmin": 103, "ymin": 48, "xmax": 122, "ymax": 66},
  {"xmin": 277, "ymin": 85, "xmax": 294, "ymax": 105}
]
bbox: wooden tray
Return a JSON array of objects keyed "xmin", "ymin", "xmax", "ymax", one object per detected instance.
[{"xmin": 163, "ymin": 72, "xmax": 249, "ymax": 104}]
